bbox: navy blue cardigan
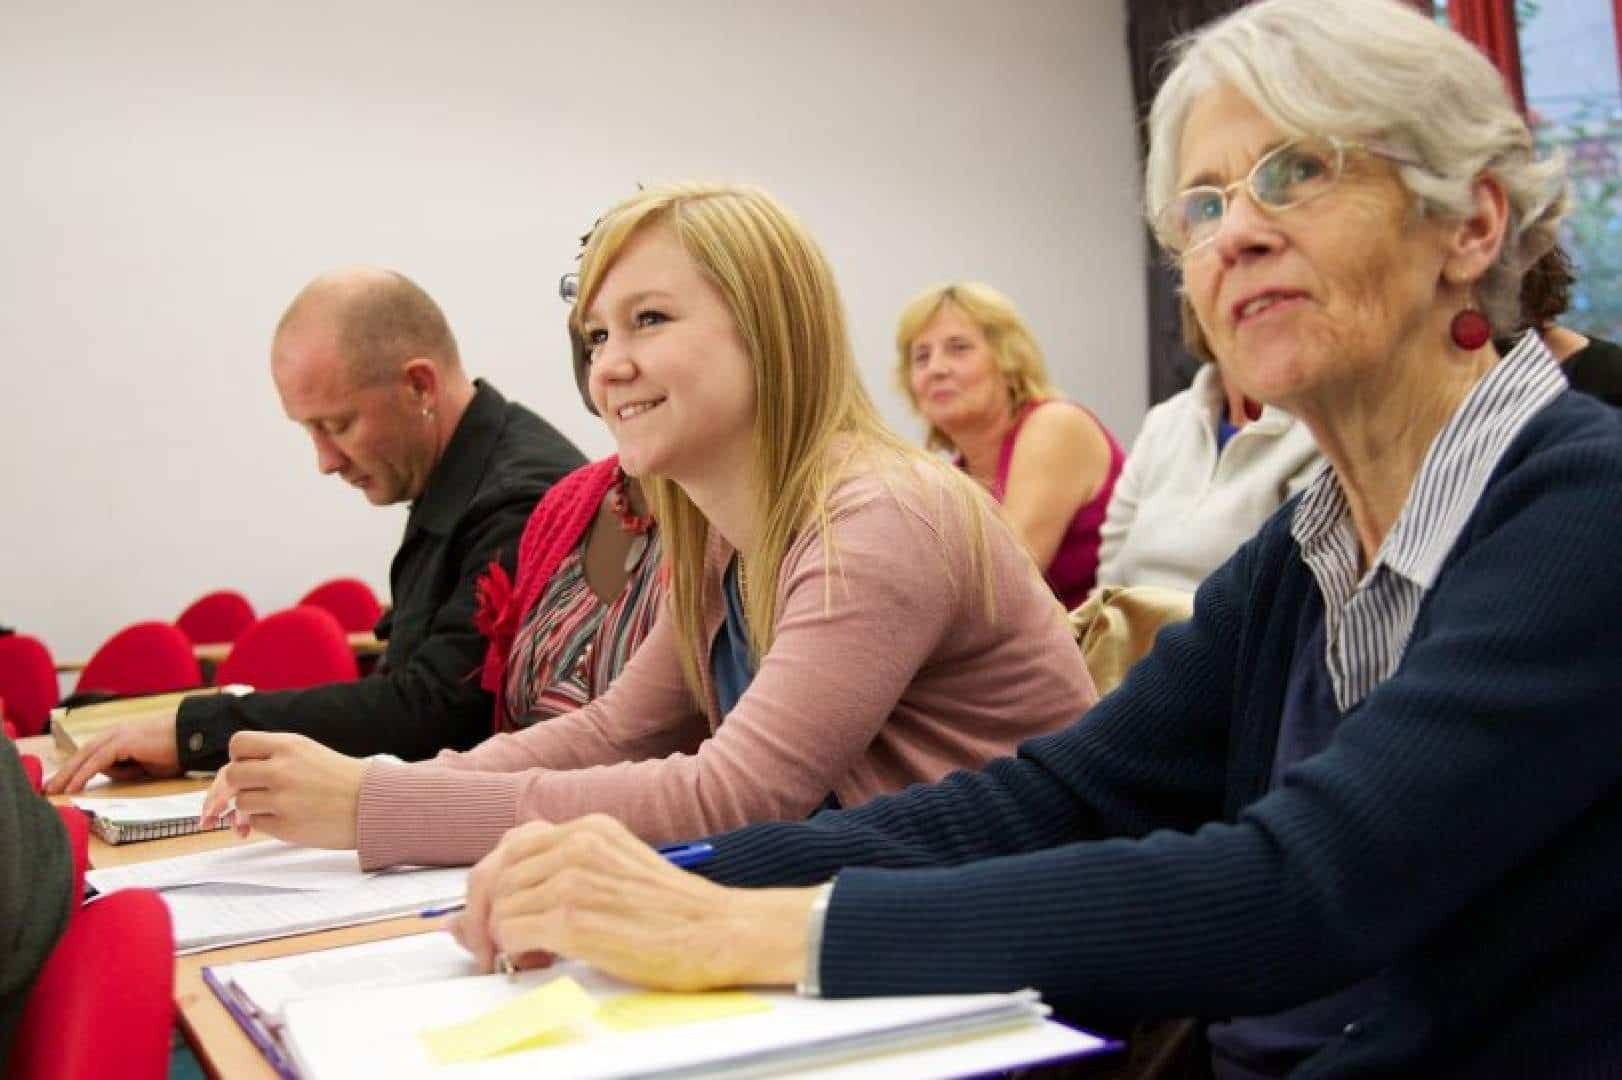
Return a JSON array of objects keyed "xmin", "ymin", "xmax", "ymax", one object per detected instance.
[{"xmin": 699, "ymin": 391, "xmax": 1622, "ymax": 1078}]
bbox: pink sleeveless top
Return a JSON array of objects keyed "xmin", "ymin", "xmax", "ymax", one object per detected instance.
[{"xmin": 988, "ymin": 399, "xmax": 1124, "ymax": 610}]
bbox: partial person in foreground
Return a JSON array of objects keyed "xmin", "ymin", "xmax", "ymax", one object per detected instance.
[
  {"xmin": 1094, "ymin": 296, "xmax": 1322, "ymax": 593},
  {"xmin": 448, "ymin": 4, "xmax": 1622, "ymax": 1075},
  {"xmin": 896, "ymin": 282, "xmax": 1124, "ymax": 607},
  {"xmin": 48, "ymin": 268, "xmax": 584, "ymax": 793},
  {"xmin": 200, "ymin": 183, "xmax": 1095, "ymax": 870},
  {"xmin": 1, "ymin": 739, "xmax": 71, "ymax": 1066}
]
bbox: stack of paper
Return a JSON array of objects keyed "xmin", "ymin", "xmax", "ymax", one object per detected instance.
[
  {"xmin": 85, "ymin": 840, "xmax": 467, "ymax": 954},
  {"xmin": 206, "ymin": 933, "xmax": 481, "ymax": 1079},
  {"xmin": 233, "ymin": 933, "xmax": 1116, "ymax": 1079}
]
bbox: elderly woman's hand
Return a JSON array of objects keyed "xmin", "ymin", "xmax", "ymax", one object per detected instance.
[
  {"xmin": 449, "ymin": 815, "xmax": 818, "ymax": 992},
  {"xmin": 198, "ymin": 731, "xmax": 365, "ymax": 849}
]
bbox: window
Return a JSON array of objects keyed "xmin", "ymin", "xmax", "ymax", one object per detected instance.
[{"xmin": 1440, "ymin": 1, "xmax": 1622, "ymax": 340}]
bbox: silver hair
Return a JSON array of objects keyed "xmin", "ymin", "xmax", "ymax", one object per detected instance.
[{"xmin": 1145, "ymin": 0, "xmax": 1569, "ymax": 333}]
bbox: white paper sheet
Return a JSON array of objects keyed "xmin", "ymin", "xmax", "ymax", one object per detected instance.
[
  {"xmin": 84, "ymin": 839, "xmax": 469, "ymax": 952},
  {"xmin": 72, "ymin": 789, "xmax": 209, "ymax": 824},
  {"xmin": 160, "ymin": 871, "xmax": 467, "ymax": 953},
  {"xmin": 213, "ymin": 932, "xmax": 479, "ymax": 1024},
  {"xmin": 283, "ymin": 963, "xmax": 1112, "ymax": 1080},
  {"xmin": 87, "ymin": 839, "xmax": 374, "ymax": 892}
]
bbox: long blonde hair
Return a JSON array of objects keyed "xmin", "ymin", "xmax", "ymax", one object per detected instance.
[
  {"xmin": 573, "ymin": 182, "xmax": 996, "ymax": 701},
  {"xmin": 893, "ymin": 282, "xmax": 1059, "ymax": 452}
]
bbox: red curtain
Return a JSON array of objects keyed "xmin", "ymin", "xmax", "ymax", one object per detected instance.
[
  {"xmin": 1615, "ymin": 0, "xmax": 1622, "ymax": 91},
  {"xmin": 1446, "ymin": 0, "xmax": 1527, "ymax": 113}
]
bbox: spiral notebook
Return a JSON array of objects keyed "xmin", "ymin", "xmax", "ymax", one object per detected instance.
[{"xmin": 70, "ymin": 789, "xmax": 227, "ymax": 844}]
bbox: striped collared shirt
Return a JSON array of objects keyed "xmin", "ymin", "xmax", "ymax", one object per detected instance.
[{"xmin": 1290, "ymin": 333, "xmax": 1568, "ymax": 712}]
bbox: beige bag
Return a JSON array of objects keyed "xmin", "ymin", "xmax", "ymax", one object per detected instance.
[{"xmin": 1068, "ymin": 586, "xmax": 1194, "ymax": 696}]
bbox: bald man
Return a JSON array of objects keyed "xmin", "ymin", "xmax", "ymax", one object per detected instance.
[{"xmin": 50, "ymin": 269, "xmax": 584, "ymax": 791}]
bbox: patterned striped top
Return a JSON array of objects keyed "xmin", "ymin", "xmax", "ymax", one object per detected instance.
[
  {"xmin": 1289, "ymin": 332, "xmax": 1566, "ymax": 712},
  {"xmin": 502, "ymin": 528, "xmax": 665, "ymax": 727}
]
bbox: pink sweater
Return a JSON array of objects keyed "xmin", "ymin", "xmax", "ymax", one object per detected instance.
[{"xmin": 356, "ymin": 463, "xmax": 1097, "ymax": 869}]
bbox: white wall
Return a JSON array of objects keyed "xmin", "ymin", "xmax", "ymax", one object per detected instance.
[{"xmin": 0, "ymin": 0, "xmax": 1146, "ymax": 664}]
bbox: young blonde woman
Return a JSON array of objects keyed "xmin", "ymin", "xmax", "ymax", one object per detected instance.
[
  {"xmin": 897, "ymin": 283, "xmax": 1124, "ymax": 607},
  {"xmin": 200, "ymin": 183, "xmax": 1095, "ymax": 868}
]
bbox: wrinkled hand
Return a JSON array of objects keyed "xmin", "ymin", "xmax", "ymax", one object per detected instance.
[
  {"xmin": 198, "ymin": 732, "xmax": 365, "ymax": 849},
  {"xmin": 44, "ymin": 709, "xmax": 182, "ymax": 794},
  {"xmin": 449, "ymin": 814, "xmax": 816, "ymax": 992}
]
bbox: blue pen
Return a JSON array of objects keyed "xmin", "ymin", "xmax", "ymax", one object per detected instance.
[
  {"xmin": 418, "ymin": 841, "xmax": 716, "ymax": 917},
  {"xmin": 657, "ymin": 840, "xmax": 715, "ymax": 869}
]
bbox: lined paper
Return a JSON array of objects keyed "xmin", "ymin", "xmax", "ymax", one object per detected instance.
[{"xmin": 86, "ymin": 840, "xmax": 468, "ymax": 952}]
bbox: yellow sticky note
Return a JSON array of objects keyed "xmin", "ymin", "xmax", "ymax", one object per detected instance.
[
  {"xmin": 597, "ymin": 990, "xmax": 771, "ymax": 1031},
  {"xmin": 419, "ymin": 975, "xmax": 598, "ymax": 1064}
]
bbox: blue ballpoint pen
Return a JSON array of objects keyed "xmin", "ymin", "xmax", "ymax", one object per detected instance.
[{"xmin": 418, "ymin": 840, "xmax": 716, "ymax": 917}]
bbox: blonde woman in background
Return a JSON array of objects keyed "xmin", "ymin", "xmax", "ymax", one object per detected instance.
[
  {"xmin": 897, "ymin": 283, "xmax": 1124, "ymax": 607},
  {"xmin": 201, "ymin": 182, "xmax": 1095, "ymax": 869}
]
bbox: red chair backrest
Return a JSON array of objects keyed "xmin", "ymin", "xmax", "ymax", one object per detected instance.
[
  {"xmin": 19, "ymin": 753, "xmax": 43, "ymax": 793},
  {"xmin": 75, "ymin": 621, "xmax": 202, "ymax": 697},
  {"xmin": 297, "ymin": 576, "xmax": 383, "ymax": 633},
  {"xmin": 0, "ymin": 635, "xmax": 60, "ymax": 737},
  {"xmin": 12, "ymin": 889, "xmax": 175, "ymax": 1080},
  {"xmin": 216, "ymin": 607, "xmax": 359, "ymax": 691},
  {"xmin": 55, "ymin": 805, "xmax": 89, "ymax": 907},
  {"xmin": 174, "ymin": 589, "xmax": 257, "ymax": 645}
]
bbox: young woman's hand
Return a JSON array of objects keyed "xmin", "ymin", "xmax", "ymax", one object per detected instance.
[{"xmin": 198, "ymin": 731, "xmax": 365, "ymax": 849}]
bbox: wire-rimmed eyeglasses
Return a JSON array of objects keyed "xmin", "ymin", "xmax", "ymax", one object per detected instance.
[{"xmin": 1153, "ymin": 135, "xmax": 1420, "ymax": 258}]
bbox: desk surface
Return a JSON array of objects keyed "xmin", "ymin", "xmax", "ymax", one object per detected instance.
[
  {"xmin": 56, "ymin": 631, "xmax": 386, "ymax": 673},
  {"xmin": 23, "ymin": 734, "xmax": 439, "ymax": 1079}
]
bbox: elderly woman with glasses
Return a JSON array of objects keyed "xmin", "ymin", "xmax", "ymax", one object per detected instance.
[{"xmin": 445, "ymin": 2, "xmax": 1622, "ymax": 1074}]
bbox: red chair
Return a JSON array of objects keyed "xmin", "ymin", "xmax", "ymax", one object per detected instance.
[
  {"xmin": 12, "ymin": 808, "xmax": 175, "ymax": 1080},
  {"xmin": 297, "ymin": 576, "xmax": 383, "ymax": 633},
  {"xmin": 216, "ymin": 607, "xmax": 359, "ymax": 691},
  {"xmin": 56, "ymin": 804, "xmax": 89, "ymax": 906},
  {"xmin": 0, "ymin": 635, "xmax": 60, "ymax": 737},
  {"xmin": 18, "ymin": 754, "xmax": 42, "ymax": 792},
  {"xmin": 75, "ymin": 621, "xmax": 202, "ymax": 697},
  {"xmin": 174, "ymin": 589, "xmax": 257, "ymax": 645}
]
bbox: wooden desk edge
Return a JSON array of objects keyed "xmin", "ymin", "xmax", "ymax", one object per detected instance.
[{"xmin": 58, "ymin": 631, "xmax": 385, "ymax": 672}]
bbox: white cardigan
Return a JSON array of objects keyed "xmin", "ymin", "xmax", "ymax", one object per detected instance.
[{"xmin": 1096, "ymin": 364, "xmax": 1324, "ymax": 593}]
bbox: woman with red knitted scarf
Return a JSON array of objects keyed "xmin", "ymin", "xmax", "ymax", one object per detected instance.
[
  {"xmin": 475, "ymin": 452, "xmax": 663, "ymax": 733},
  {"xmin": 474, "ymin": 317, "xmax": 666, "ymax": 733}
]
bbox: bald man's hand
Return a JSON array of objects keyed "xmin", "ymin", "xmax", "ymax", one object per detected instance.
[{"xmin": 44, "ymin": 709, "xmax": 182, "ymax": 794}]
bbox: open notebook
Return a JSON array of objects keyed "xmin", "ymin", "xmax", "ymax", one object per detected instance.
[
  {"xmin": 206, "ymin": 932, "xmax": 1116, "ymax": 1079},
  {"xmin": 71, "ymin": 789, "xmax": 227, "ymax": 844}
]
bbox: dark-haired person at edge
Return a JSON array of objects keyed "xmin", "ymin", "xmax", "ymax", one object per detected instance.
[
  {"xmin": 445, "ymin": 2, "xmax": 1622, "ymax": 1076},
  {"xmin": 1507, "ymin": 243, "xmax": 1622, "ymax": 405},
  {"xmin": 49, "ymin": 268, "xmax": 585, "ymax": 793}
]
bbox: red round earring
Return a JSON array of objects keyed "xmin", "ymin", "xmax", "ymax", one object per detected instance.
[{"xmin": 1450, "ymin": 309, "xmax": 1491, "ymax": 351}]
